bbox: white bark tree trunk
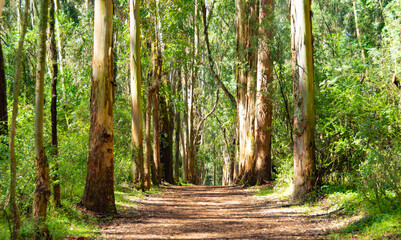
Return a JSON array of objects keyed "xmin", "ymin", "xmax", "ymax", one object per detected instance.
[{"xmin": 290, "ymin": 0, "xmax": 316, "ymax": 203}]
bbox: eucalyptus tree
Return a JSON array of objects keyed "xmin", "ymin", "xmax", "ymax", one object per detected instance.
[
  {"xmin": 130, "ymin": 0, "xmax": 146, "ymax": 191},
  {"xmin": 82, "ymin": 0, "xmax": 116, "ymax": 214},
  {"xmin": 236, "ymin": 0, "xmax": 258, "ymax": 184},
  {"xmin": 8, "ymin": 0, "xmax": 30, "ymax": 237},
  {"xmin": 33, "ymin": 0, "xmax": 51, "ymax": 237},
  {"xmin": 0, "ymin": 43, "xmax": 6, "ymax": 139},
  {"xmin": 49, "ymin": 0, "xmax": 61, "ymax": 206},
  {"xmin": 254, "ymin": 0, "xmax": 274, "ymax": 184},
  {"xmin": 290, "ymin": 0, "xmax": 316, "ymax": 203},
  {"xmin": 0, "ymin": 0, "xmax": 7, "ymax": 149}
]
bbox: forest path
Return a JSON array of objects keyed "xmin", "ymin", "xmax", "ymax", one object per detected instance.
[{"xmin": 101, "ymin": 185, "xmax": 331, "ymax": 239}]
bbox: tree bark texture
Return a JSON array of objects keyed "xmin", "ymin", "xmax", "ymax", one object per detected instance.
[
  {"xmin": 152, "ymin": 40, "xmax": 162, "ymax": 185},
  {"xmin": 130, "ymin": 0, "xmax": 145, "ymax": 191},
  {"xmin": 182, "ymin": 70, "xmax": 189, "ymax": 183},
  {"xmin": 160, "ymin": 83, "xmax": 174, "ymax": 184},
  {"xmin": 236, "ymin": 0, "xmax": 258, "ymax": 184},
  {"xmin": 0, "ymin": 42, "xmax": 6, "ymax": 138},
  {"xmin": 82, "ymin": 0, "xmax": 116, "ymax": 214},
  {"xmin": 49, "ymin": 0, "xmax": 61, "ymax": 207},
  {"xmin": 9, "ymin": 1, "xmax": 29, "ymax": 238},
  {"xmin": 290, "ymin": 0, "xmax": 316, "ymax": 203},
  {"xmin": 254, "ymin": 0, "xmax": 274, "ymax": 184},
  {"xmin": 33, "ymin": 0, "xmax": 51, "ymax": 238},
  {"xmin": 145, "ymin": 85, "xmax": 152, "ymax": 190},
  {"xmin": 174, "ymin": 71, "xmax": 181, "ymax": 184},
  {"xmin": 187, "ymin": 71, "xmax": 195, "ymax": 184}
]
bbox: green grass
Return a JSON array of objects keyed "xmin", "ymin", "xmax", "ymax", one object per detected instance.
[
  {"xmin": 256, "ymin": 182, "xmax": 401, "ymax": 239},
  {"xmin": 114, "ymin": 185, "xmax": 161, "ymax": 211},
  {"xmin": 330, "ymin": 211, "xmax": 401, "ymax": 239},
  {"xmin": 0, "ymin": 185, "xmax": 161, "ymax": 239},
  {"xmin": 0, "ymin": 202, "xmax": 101, "ymax": 240}
]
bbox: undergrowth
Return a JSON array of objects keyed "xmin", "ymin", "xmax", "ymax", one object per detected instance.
[
  {"xmin": 256, "ymin": 183, "xmax": 401, "ymax": 239},
  {"xmin": 0, "ymin": 185, "xmax": 160, "ymax": 239}
]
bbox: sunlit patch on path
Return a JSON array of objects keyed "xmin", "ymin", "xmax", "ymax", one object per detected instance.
[{"xmin": 101, "ymin": 186, "xmax": 330, "ymax": 239}]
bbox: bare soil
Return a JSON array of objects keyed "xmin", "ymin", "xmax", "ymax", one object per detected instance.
[{"xmin": 101, "ymin": 185, "xmax": 333, "ymax": 240}]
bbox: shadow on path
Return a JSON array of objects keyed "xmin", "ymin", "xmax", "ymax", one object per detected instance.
[{"xmin": 101, "ymin": 186, "xmax": 330, "ymax": 240}]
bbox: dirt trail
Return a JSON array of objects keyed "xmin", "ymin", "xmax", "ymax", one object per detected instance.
[{"xmin": 101, "ymin": 186, "xmax": 331, "ymax": 239}]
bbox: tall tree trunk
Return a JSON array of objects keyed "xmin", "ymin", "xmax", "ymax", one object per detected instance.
[
  {"xmin": 145, "ymin": 83, "xmax": 153, "ymax": 190},
  {"xmin": 82, "ymin": 0, "xmax": 116, "ymax": 214},
  {"xmin": 236, "ymin": 0, "xmax": 247, "ymax": 183},
  {"xmin": 54, "ymin": 0, "xmax": 66, "ymax": 105},
  {"xmin": 290, "ymin": 0, "xmax": 316, "ymax": 203},
  {"xmin": 8, "ymin": 1, "xmax": 29, "ymax": 238},
  {"xmin": 254, "ymin": 0, "xmax": 274, "ymax": 184},
  {"xmin": 182, "ymin": 70, "xmax": 189, "ymax": 183},
  {"xmin": 0, "ymin": 0, "xmax": 5, "ymax": 17},
  {"xmin": 174, "ymin": 71, "xmax": 181, "ymax": 184},
  {"xmin": 186, "ymin": 0, "xmax": 201, "ymax": 184},
  {"xmin": 0, "ymin": 44, "xmax": 6, "ymax": 138},
  {"xmin": 236, "ymin": 0, "xmax": 258, "ymax": 184},
  {"xmin": 130, "ymin": 0, "xmax": 145, "ymax": 191},
  {"xmin": 187, "ymin": 74, "xmax": 195, "ymax": 184},
  {"xmin": 242, "ymin": 0, "xmax": 258, "ymax": 184},
  {"xmin": 49, "ymin": 0, "xmax": 61, "ymax": 207},
  {"xmin": 145, "ymin": 53, "xmax": 154, "ymax": 188},
  {"xmin": 352, "ymin": 0, "xmax": 366, "ymax": 67},
  {"xmin": 152, "ymin": 41, "xmax": 162, "ymax": 185},
  {"xmin": 33, "ymin": 0, "xmax": 51, "ymax": 238},
  {"xmin": 160, "ymin": 78, "xmax": 174, "ymax": 184}
]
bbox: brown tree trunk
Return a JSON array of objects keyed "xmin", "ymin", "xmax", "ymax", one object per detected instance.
[
  {"xmin": 130, "ymin": 0, "xmax": 145, "ymax": 191},
  {"xmin": 182, "ymin": 70, "xmax": 189, "ymax": 183},
  {"xmin": 236, "ymin": 0, "xmax": 258, "ymax": 185},
  {"xmin": 187, "ymin": 3, "xmax": 197, "ymax": 184},
  {"xmin": 82, "ymin": 0, "xmax": 116, "ymax": 214},
  {"xmin": 254, "ymin": 0, "xmax": 274, "ymax": 185},
  {"xmin": 0, "ymin": 0, "xmax": 5, "ymax": 17},
  {"xmin": 145, "ymin": 85, "xmax": 153, "ymax": 190},
  {"xmin": 242, "ymin": 0, "xmax": 258, "ymax": 184},
  {"xmin": 49, "ymin": 0, "xmax": 61, "ymax": 207},
  {"xmin": 187, "ymin": 74, "xmax": 195, "ymax": 184},
  {"xmin": 174, "ymin": 71, "xmax": 181, "ymax": 184},
  {"xmin": 0, "ymin": 43, "xmax": 6, "ymax": 138},
  {"xmin": 33, "ymin": 0, "xmax": 51, "ymax": 238},
  {"xmin": 290, "ymin": 0, "xmax": 316, "ymax": 203},
  {"xmin": 152, "ymin": 40, "xmax": 162, "ymax": 185},
  {"xmin": 160, "ymin": 79, "xmax": 174, "ymax": 184},
  {"xmin": 8, "ymin": 1, "xmax": 29, "ymax": 238}
]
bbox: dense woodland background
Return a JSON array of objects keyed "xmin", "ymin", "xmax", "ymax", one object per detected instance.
[{"xmin": 1, "ymin": 0, "xmax": 401, "ymax": 238}]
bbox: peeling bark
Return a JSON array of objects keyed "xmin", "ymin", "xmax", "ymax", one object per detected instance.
[
  {"xmin": 290, "ymin": 0, "xmax": 316, "ymax": 203},
  {"xmin": 130, "ymin": 0, "xmax": 145, "ymax": 191},
  {"xmin": 254, "ymin": 0, "xmax": 274, "ymax": 184},
  {"xmin": 82, "ymin": 0, "xmax": 116, "ymax": 214},
  {"xmin": 236, "ymin": 0, "xmax": 258, "ymax": 185}
]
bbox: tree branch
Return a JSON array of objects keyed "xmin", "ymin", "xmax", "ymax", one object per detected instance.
[
  {"xmin": 193, "ymin": 89, "xmax": 220, "ymax": 147},
  {"xmin": 201, "ymin": 0, "xmax": 237, "ymax": 108}
]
